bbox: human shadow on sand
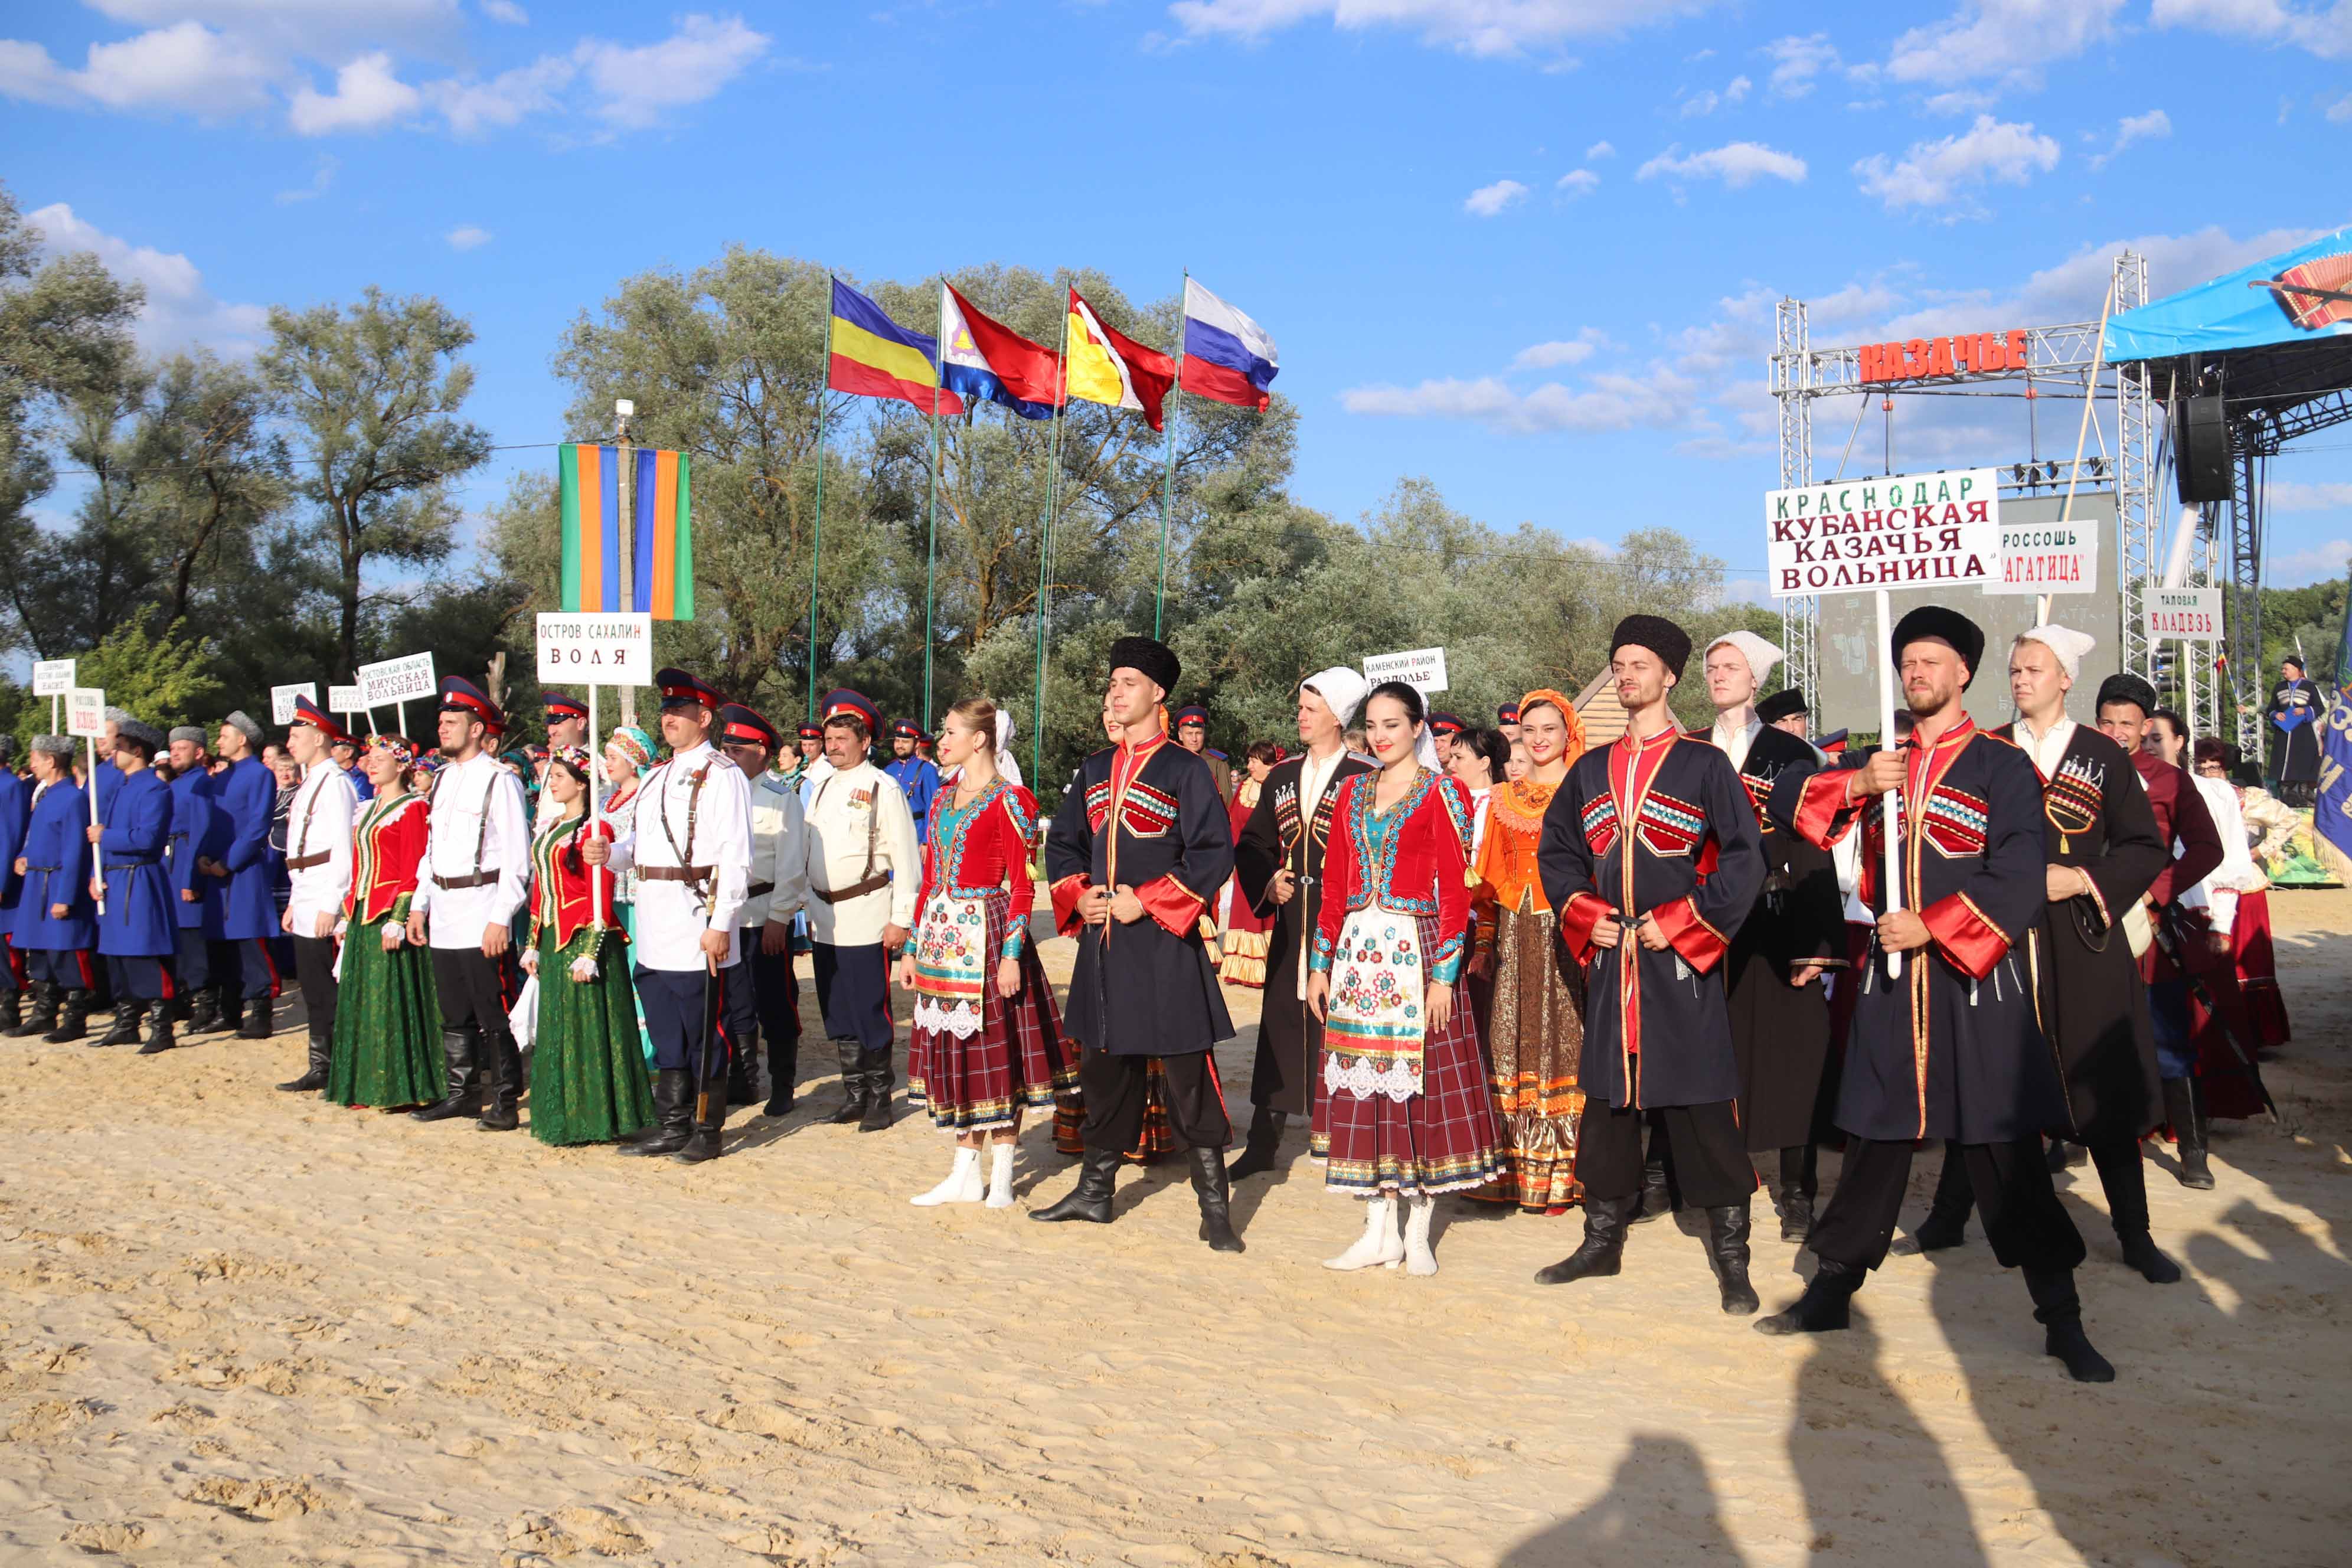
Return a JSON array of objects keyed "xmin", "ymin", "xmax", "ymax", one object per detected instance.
[{"xmin": 1498, "ymin": 1434, "xmax": 1748, "ymax": 1566}]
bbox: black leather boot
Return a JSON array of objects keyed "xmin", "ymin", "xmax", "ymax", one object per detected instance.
[
  {"xmin": 475, "ymin": 1030, "xmax": 521, "ymax": 1130},
  {"xmin": 185, "ymin": 988, "xmax": 221, "ymax": 1035},
  {"xmin": 762, "ymin": 1034, "xmax": 799, "ymax": 1116},
  {"xmin": 858, "ymin": 1046, "xmax": 894, "ymax": 1132},
  {"xmin": 234, "ymin": 993, "xmax": 272, "ymax": 1039},
  {"xmin": 1755, "ymin": 1257, "xmax": 1867, "ymax": 1335},
  {"xmin": 276, "ymin": 1030, "xmax": 331, "ymax": 1092},
  {"xmin": 726, "ymin": 1031, "xmax": 760, "ymax": 1108},
  {"xmin": 410, "ymin": 1029, "xmax": 480, "ymax": 1122},
  {"xmin": 1536, "ymin": 1195, "xmax": 1636, "ymax": 1284},
  {"xmin": 1705, "ymin": 1203, "xmax": 1760, "ymax": 1314},
  {"xmin": 7, "ymin": 983, "xmax": 57, "ymax": 1039},
  {"xmin": 0, "ymin": 986, "xmax": 20, "ymax": 1034},
  {"xmin": 2026, "ymin": 1267, "xmax": 2116, "ymax": 1382},
  {"xmin": 1776, "ymin": 1144, "xmax": 1816, "ymax": 1242},
  {"xmin": 1631, "ymin": 1142, "xmax": 1675, "ymax": 1224},
  {"xmin": 1032, "ymin": 1148, "xmax": 1121, "ymax": 1223},
  {"xmin": 674, "ymin": 1069, "xmax": 729, "ymax": 1162},
  {"xmin": 93, "ymin": 999, "xmax": 143, "ymax": 1048},
  {"xmin": 1188, "ymin": 1145, "xmax": 1246, "ymax": 1253},
  {"xmin": 43, "ymin": 990, "xmax": 90, "ymax": 1044},
  {"xmin": 825, "ymin": 1038, "xmax": 868, "ymax": 1125},
  {"xmin": 1894, "ymin": 1148, "xmax": 1975, "ymax": 1254},
  {"xmin": 1224, "ymin": 1105, "xmax": 1286, "ymax": 1182},
  {"xmin": 136, "ymin": 999, "xmax": 175, "ymax": 1055},
  {"xmin": 2162, "ymin": 1075, "xmax": 2213, "ymax": 1190},
  {"xmin": 622, "ymin": 1069, "xmax": 694, "ymax": 1155}
]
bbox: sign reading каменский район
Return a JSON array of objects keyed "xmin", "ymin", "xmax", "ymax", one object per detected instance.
[{"xmin": 1764, "ymin": 468, "xmax": 2000, "ymax": 598}]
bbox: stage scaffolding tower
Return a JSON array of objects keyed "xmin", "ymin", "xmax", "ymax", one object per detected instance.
[{"xmin": 1773, "ymin": 298, "xmax": 1817, "ymax": 706}]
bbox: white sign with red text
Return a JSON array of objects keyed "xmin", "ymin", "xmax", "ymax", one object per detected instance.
[
  {"xmin": 2145, "ymin": 586, "xmax": 2223, "ymax": 645},
  {"xmin": 535, "ymin": 612, "xmax": 653, "ymax": 685},
  {"xmin": 1765, "ymin": 468, "xmax": 2000, "ymax": 598},
  {"xmin": 66, "ymin": 687, "xmax": 106, "ymax": 739},
  {"xmin": 1984, "ymin": 513, "xmax": 2099, "ymax": 596}
]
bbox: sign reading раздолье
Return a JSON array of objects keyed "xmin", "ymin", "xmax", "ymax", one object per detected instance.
[{"xmin": 1765, "ymin": 468, "xmax": 2001, "ymax": 597}]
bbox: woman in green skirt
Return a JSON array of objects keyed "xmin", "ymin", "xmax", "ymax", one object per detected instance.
[
  {"xmin": 327, "ymin": 735, "xmax": 443, "ymax": 1108},
  {"xmin": 524, "ymin": 747, "xmax": 654, "ymax": 1145}
]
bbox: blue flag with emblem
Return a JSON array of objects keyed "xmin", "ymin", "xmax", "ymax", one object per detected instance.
[{"xmin": 2317, "ymin": 562, "xmax": 2352, "ymax": 868}]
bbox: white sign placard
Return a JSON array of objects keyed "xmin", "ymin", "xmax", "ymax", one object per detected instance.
[
  {"xmin": 328, "ymin": 684, "xmax": 362, "ymax": 714},
  {"xmin": 1984, "ymin": 512, "xmax": 2099, "ymax": 596},
  {"xmin": 1363, "ymin": 646, "xmax": 1449, "ymax": 695},
  {"xmin": 32, "ymin": 658, "xmax": 76, "ymax": 697},
  {"xmin": 535, "ymin": 611, "xmax": 654, "ymax": 685},
  {"xmin": 270, "ymin": 681, "xmax": 318, "ymax": 725},
  {"xmin": 1765, "ymin": 467, "xmax": 2000, "ymax": 598},
  {"xmin": 66, "ymin": 687, "xmax": 106, "ymax": 739},
  {"xmin": 358, "ymin": 651, "xmax": 436, "ymax": 709},
  {"xmin": 2145, "ymin": 586, "xmax": 2223, "ymax": 644}
]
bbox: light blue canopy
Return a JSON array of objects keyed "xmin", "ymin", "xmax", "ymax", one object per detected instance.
[{"xmin": 2105, "ymin": 227, "xmax": 2352, "ymax": 363}]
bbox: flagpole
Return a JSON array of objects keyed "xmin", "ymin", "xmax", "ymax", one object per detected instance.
[
  {"xmin": 923, "ymin": 281, "xmax": 945, "ymax": 731},
  {"xmin": 1034, "ymin": 293, "xmax": 1070, "ymax": 787},
  {"xmin": 810, "ymin": 284, "xmax": 832, "ymax": 718},
  {"xmin": 1154, "ymin": 270, "xmax": 1185, "ymax": 639}
]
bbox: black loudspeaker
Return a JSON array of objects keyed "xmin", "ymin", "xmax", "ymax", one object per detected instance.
[{"xmin": 2173, "ymin": 394, "xmax": 2233, "ymax": 503}]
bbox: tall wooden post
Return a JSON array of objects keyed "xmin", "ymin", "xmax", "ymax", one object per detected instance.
[{"xmin": 616, "ymin": 403, "xmax": 639, "ymax": 730}]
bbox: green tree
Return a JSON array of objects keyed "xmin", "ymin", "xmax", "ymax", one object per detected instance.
[{"xmin": 6, "ymin": 620, "xmax": 221, "ymax": 759}]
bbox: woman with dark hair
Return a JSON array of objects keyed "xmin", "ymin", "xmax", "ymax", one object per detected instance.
[
  {"xmin": 522, "ymin": 746, "xmax": 654, "ymax": 1146},
  {"xmin": 326, "ymin": 735, "xmax": 442, "ymax": 1108},
  {"xmin": 1305, "ymin": 680, "xmax": 1502, "ymax": 1276},
  {"xmin": 1218, "ymin": 739, "xmax": 1285, "ymax": 987},
  {"xmin": 1448, "ymin": 727, "xmax": 1511, "ymax": 865},
  {"xmin": 2191, "ymin": 737, "xmax": 2291, "ymax": 1050}
]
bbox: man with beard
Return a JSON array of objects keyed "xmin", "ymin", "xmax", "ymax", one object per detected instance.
[
  {"xmin": 87, "ymin": 719, "xmax": 180, "ymax": 1054},
  {"xmin": 1172, "ymin": 706, "xmax": 1232, "ymax": 802},
  {"xmin": 1759, "ymin": 607, "xmax": 2113, "ymax": 1382},
  {"xmin": 200, "ymin": 711, "xmax": 281, "ymax": 1040},
  {"xmin": 2265, "ymin": 654, "xmax": 2322, "ymax": 806},
  {"xmin": 1229, "ymin": 666, "xmax": 1374, "ymax": 1181}
]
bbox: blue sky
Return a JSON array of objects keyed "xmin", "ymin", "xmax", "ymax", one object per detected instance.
[{"xmin": 6, "ymin": 0, "xmax": 2351, "ymax": 598}]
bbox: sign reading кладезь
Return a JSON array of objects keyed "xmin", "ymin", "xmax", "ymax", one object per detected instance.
[
  {"xmin": 66, "ymin": 687, "xmax": 107, "ymax": 739},
  {"xmin": 1765, "ymin": 467, "xmax": 2000, "ymax": 597},
  {"xmin": 1363, "ymin": 646, "xmax": 1449, "ymax": 695},
  {"xmin": 535, "ymin": 612, "xmax": 653, "ymax": 684},
  {"xmin": 2146, "ymin": 586, "xmax": 2223, "ymax": 644}
]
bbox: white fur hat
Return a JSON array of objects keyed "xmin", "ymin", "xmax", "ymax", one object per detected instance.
[
  {"xmin": 1704, "ymin": 629, "xmax": 1783, "ymax": 685},
  {"xmin": 2015, "ymin": 623, "xmax": 2095, "ymax": 682}
]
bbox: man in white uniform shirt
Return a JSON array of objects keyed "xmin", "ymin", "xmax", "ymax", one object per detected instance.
[
  {"xmin": 406, "ymin": 678, "xmax": 533, "ymax": 1130},
  {"xmin": 275, "ymin": 697, "xmax": 359, "ymax": 1093},
  {"xmin": 584, "ymin": 668, "xmax": 752, "ymax": 1162},
  {"xmin": 799, "ymin": 688, "xmax": 919, "ymax": 1132},
  {"xmin": 717, "ymin": 703, "xmax": 811, "ymax": 1117}
]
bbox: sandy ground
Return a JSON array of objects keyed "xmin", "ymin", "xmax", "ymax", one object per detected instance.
[{"xmin": 2, "ymin": 892, "xmax": 2347, "ymax": 1568}]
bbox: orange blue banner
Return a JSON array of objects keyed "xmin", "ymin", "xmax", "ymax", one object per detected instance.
[{"xmin": 558, "ymin": 443, "xmax": 692, "ymax": 620}]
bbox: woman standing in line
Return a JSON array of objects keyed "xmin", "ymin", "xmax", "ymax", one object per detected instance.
[
  {"xmin": 1465, "ymin": 690, "xmax": 1590, "ymax": 1215},
  {"xmin": 327, "ymin": 735, "xmax": 442, "ymax": 1109},
  {"xmin": 6, "ymin": 738, "xmax": 96, "ymax": 1042},
  {"xmin": 524, "ymin": 747, "xmax": 655, "ymax": 1146},
  {"xmin": 900, "ymin": 698, "xmax": 1076, "ymax": 1207},
  {"xmin": 2193, "ymin": 739, "xmax": 2291, "ymax": 1050},
  {"xmin": 1305, "ymin": 682, "xmax": 1502, "ymax": 1276},
  {"xmin": 1219, "ymin": 741, "xmax": 1284, "ymax": 988}
]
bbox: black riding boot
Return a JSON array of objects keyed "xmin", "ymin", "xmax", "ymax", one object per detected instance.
[
  {"xmin": 93, "ymin": 999, "xmax": 143, "ymax": 1048},
  {"xmin": 234, "ymin": 991, "xmax": 272, "ymax": 1039},
  {"xmin": 2026, "ymin": 1267, "xmax": 2116, "ymax": 1382},
  {"xmin": 674, "ymin": 1068, "xmax": 730, "ymax": 1162},
  {"xmin": 1188, "ymin": 1145, "xmax": 1246, "ymax": 1253},
  {"xmin": 1896, "ymin": 1146, "xmax": 1975, "ymax": 1253},
  {"xmin": 1631, "ymin": 1132, "xmax": 1675, "ymax": 1224},
  {"xmin": 410, "ymin": 1029, "xmax": 480, "ymax": 1122},
  {"xmin": 1776, "ymin": 1143, "xmax": 1817, "ymax": 1242},
  {"xmin": 1706, "ymin": 1203, "xmax": 1760, "ymax": 1314},
  {"xmin": 1755, "ymin": 1257, "xmax": 1867, "ymax": 1335},
  {"xmin": 137, "ymin": 999, "xmax": 175, "ymax": 1055},
  {"xmin": 185, "ymin": 987, "xmax": 221, "ymax": 1035},
  {"xmin": 1032, "ymin": 1148, "xmax": 1120, "ymax": 1224},
  {"xmin": 622, "ymin": 1070, "xmax": 694, "ymax": 1156},
  {"xmin": 43, "ymin": 990, "xmax": 91, "ymax": 1044},
  {"xmin": 475, "ymin": 1030, "xmax": 521, "ymax": 1130},
  {"xmin": 825, "ymin": 1038, "xmax": 868, "ymax": 1125},
  {"xmin": 2088, "ymin": 1135, "xmax": 2181, "ymax": 1283},
  {"xmin": 762, "ymin": 1033, "xmax": 799, "ymax": 1116},
  {"xmin": 0, "ymin": 986, "xmax": 20, "ymax": 1034},
  {"xmin": 858, "ymin": 1046, "xmax": 894, "ymax": 1132},
  {"xmin": 215, "ymin": 984, "xmax": 244, "ymax": 1035},
  {"xmin": 1224, "ymin": 1105, "xmax": 1286, "ymax": 1182},
  {"xmin": 1536, "ymin": 1195, "xmax": 1636, "ymax": 1284},
  {"xmin": 276, "ymin": 1028, "xmax": 332, "ymax": 1092},
  {"xmin": 7, "ymin": 983, "xmax": 57, "ymax": 1039},
  {"xmin": 2162, "ymin": 1075, "xmax": 2213, "ymax": 1190},
  {"xmin": 726, "ymin": 1031, "xmax": 760, "ymax": 1108}
]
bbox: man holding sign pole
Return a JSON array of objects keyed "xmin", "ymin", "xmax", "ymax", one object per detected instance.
[
  {"xmin": 9, "ymin": 737, "xmax": 96, "ymax": 1043},
  {"xmin": 1759, "ymin": 607, "xmax": 2113, "ymax": 1382}
]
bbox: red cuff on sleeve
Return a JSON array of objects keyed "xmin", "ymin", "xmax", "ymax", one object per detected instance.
[
  {"xmin": 1651, "ymin": 894, "xmax": 1730, "ymax": 975},
  {"xmin": 1136, "ymin": 874, "xmax": 1207, "ymax": 939},
  {"xmin": 1922, "ymin": 890, "xmax": 2010, "ymax": 979},
  {"xmin": 1557, "ymin": 891, "xmax": 1614, "ymax": 965},
  {"xmin": 1789, "ymin": 769, "xmax": 1861, "ymax": 850},
  {"xmin": 1050, "ymin": 874, "xmax": 1091, "ymax": 937}
]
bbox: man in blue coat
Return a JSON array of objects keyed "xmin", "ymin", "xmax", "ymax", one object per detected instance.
[
  {"xmin": 883, "ymin": 719, "xmax": 940, "ymax": 844},
  {"xmin": 163, "ymin": 727, "xmax": 222, "ymax": 1032},
  {"xmin": 89, "ymin": 718, "xmax": 179, "ymax": 1053},
  {"xmin": 199, "ymin": 710, "xmax": 279, "ymax": 1040},
  {"xmin": 8, "ymin": 737, "xmax": 97, "ymax": 1043},
  {"xmin": 0, "ymin": 737, "xmax": 28, "ymax": 1034}
]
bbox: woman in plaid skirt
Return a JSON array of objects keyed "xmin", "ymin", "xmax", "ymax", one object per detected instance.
[
  {"xmin": 899, "ymin": 697, "xmax": 1076, "ymax": 1208},
  {"xmin": 1305, "ymin": 682, "xmax": 1503, "ymax": 1276}
]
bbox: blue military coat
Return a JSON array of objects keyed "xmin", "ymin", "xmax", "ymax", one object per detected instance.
[
  {"xmin": 0, "ymin": 767, "xmax": 28, "ymax": 933},
  {"xmin": 17, "ymin": 776, "xmax": 96, "ymax": 952},
  {"xmin": 886, "ymin": 755, "xmax": 940, "ymax": 844},
  {"xmin": 97, "ymin": 766, "xmax": 175, "ymax": 957},
  {"xmin": 167, "ymin": 767, "xmax": 215, "ymax": 930},
  {"xmin": 205, "ymin": 755, "xmax": 278, "ymax": 942}
]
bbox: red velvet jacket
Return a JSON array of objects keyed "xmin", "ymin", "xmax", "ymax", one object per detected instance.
[
  {"xmin": 529, "ymin": 815, "xmax": 621, "ymax": 952},
  {"xmin": 913, "ymin": 778, "xmax": 1040, "ymax": 959},
  {"xmin": 1308, "ymin": 768, "xmax": 1475, "ymax": 985},
  {"xmin": 344, "ymin": 792, "xmax": 428, "ymax": 925},
  {"xmin": 2131, "ymin": 749, "xmax": 2224, "ymax": 983}
]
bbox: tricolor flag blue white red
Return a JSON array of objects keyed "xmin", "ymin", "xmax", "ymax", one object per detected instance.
[
  {"xmin": 939, "ymin": 285, "xmax": 1060, "ymax": 420},
  {"xmin": 1180, "ymin": 278, "xmax": 1279, "ymax": 411}
]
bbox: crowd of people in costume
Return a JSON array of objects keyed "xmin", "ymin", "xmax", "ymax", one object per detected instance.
[{"xmin": 0, "ymin": 609, "xmax": 2304, "ymax": 1383}]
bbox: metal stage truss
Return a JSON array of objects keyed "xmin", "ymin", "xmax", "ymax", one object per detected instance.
[{"xmin": 1772, "ymin": 253, "xmax": 2163, "ymax": 712}]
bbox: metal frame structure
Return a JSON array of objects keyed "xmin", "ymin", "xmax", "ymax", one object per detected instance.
[{"xmin": 1770, "ymin": 251, "xmax": 2162, "ymax": 711}]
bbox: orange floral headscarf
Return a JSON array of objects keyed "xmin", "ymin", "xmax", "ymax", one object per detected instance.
[{"xmin": 1517, "ymin": 688, "xmax": 1585, "ymax": 764}]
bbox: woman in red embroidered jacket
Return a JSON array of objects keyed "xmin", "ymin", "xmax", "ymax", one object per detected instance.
[
  {"xmin": 1305, "ymin": 681, "xmax": 1502, "ymax": 1278},
  {"xmin": 326, "ymin": 736, "xmax": 442, "ymax": 1108},
  {"xmin": 900, "ymin": 698, "xmax": 1075, "ymax": 1208},
  {"xmin": 523, "ymin": 749, "xmax": 654, "ymax": 1146}
]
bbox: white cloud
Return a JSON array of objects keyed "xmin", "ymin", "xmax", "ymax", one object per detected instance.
[
  {"xmin": 1165, "ymin": 0, "xmax": 1719, "ymax": 58},
  {"xmin": 2328, "ymin": 92, "xmax": 2352, "ymax": 122},
  {"xmin": 25, "ymin": 201, "xmax": 268, "ymax": 354},
  {"xmin": 1635, "ymin": 140, "xmax": 1807, "ymax": 188},
  {"xmin": 483, "ymin": 0, "xmax": 529, "ymax": 22},
  {"xmin": 1762, "ymin": 32, "xmax": 1838, "ymax": 97},
  {"xmin": 2269, "ymin": 481, "xmax": 2352, "ymax": 511},
  {"xmin": 1513, "ymin": 329, "xmax": 1606, "ymax": 367},
  {"xmin": 1555, "ymin": 167, "xmax": 1600, "ymax": 195},
  {"xmin": 2088, "ymin": 108, "xmax": 2171, "ymax": 170},
  {"xmin": 1921, "ymin": 88, "xmax": 1995, "ymax": 115},
  {"xmin": 425, "ymin": 53, "xmax": 573, "ymax": 135},
  {"xmin": 274, "ymin": 152, "xmax": 337, "ymax": 203},
  {"xmin": 1852, "ymin": 115, "xmax": 2058, "ymax": 210},
  {"xmin": 1886, "ymin": 0, "xmax": 2126, "ymax": 92},
  {"xmin": 2153, "ymin": 0, "xmax": 2352, "ymax": 61},
  {"xmin": 1725, "ymin": 73, "xmax": 1749, "ymax": 102},
  {"xmin": 1677, "ymin": 73, "xmax": 1749, "ymax": 117},
  {"xmin": 289, "ymin": 50, "xmax": 419, "ymax": 133},
  {"xmin": 1464, "ymin": 177, "xmax": 1530, "ymax": 216},
  {"xmin": 2268, "ymin": 537, "xmax": 2352, "ymax": 584},
  {"xmin": 445, "ymin": 224, "xmax": 492, "ymax": 250},
  {"xmin": 576, "ymin": 12, "xmax": 769, "ymax": 128},
  {"xmin": 0, "ymin": 20, "xmax": 275, "ymax": 115},
  {"xmin": 1341, "ymin": 365, "xmax": 1693, "ymax": 434},
  {"xmin": 84, "ymin": 1, "xmax": 463, "ymax": 56},
  {"xmin": 1585, "ymin": 138, "xmax": 1613, "ymax": 159}
]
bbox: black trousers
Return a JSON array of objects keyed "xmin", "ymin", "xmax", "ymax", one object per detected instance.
[
  {"xmin": 27, "ymin": 949, "xmax": 97, "ymax": 989},
  {"xmin": 1078, "ymin": 1047, "xmax": 1230, "ymax": 1153},
  {"xmin": 1812, "ymin": 1136, "xmax": 2088, "ymax": 1273},
  {"xmin": 104, "ymin": 953, "xmax": 175, "ymax": 1002},
  {"xmin": 224, "ymin": 937, "xmax": 280, "ymax": 1001},
  {"xmin": 291, "ymin": 933, "xmax": 338, "ymax": 1044},
  {"xmin": 635, "ymin": 964, "xmax": 724, "ymax": 1076},
  {"xmin": 812, "ymin": 940, "xmax": 894, "ymax": 1048},
  {"xmin": 171, "ymin": 927, "xmax": 211, "ymax": 991},
  {"xmin": 428, "ymin": 945, "xmax": 520, "ymax": 1036},
  {"xmin": 751, "ymin": 945, "xmax": 801, "ymax": 1044},
  {"xmin": 718, "ymin": 956, "xmax": 758, "ymax": 1072},
  {"xmin": 1577, "ymin": 1100, "xmax": 1753, "ymax": 1208}
]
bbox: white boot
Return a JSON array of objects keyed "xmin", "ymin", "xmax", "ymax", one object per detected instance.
[
  {"xmin": 1323, "ymin": 1195, "xmax": 1404, "ymax": 1271},
  {"xmin": 984, "ymin": 1141, "xmax": 1018, "ymax": 1208},
  {"xmin": 1403, "ymin": 1193, "xmax": 1438, "ymax": 1276},
  {"xmin": 912, "ymin": 1146, "xmax": 984, "ymax": 1206}
]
